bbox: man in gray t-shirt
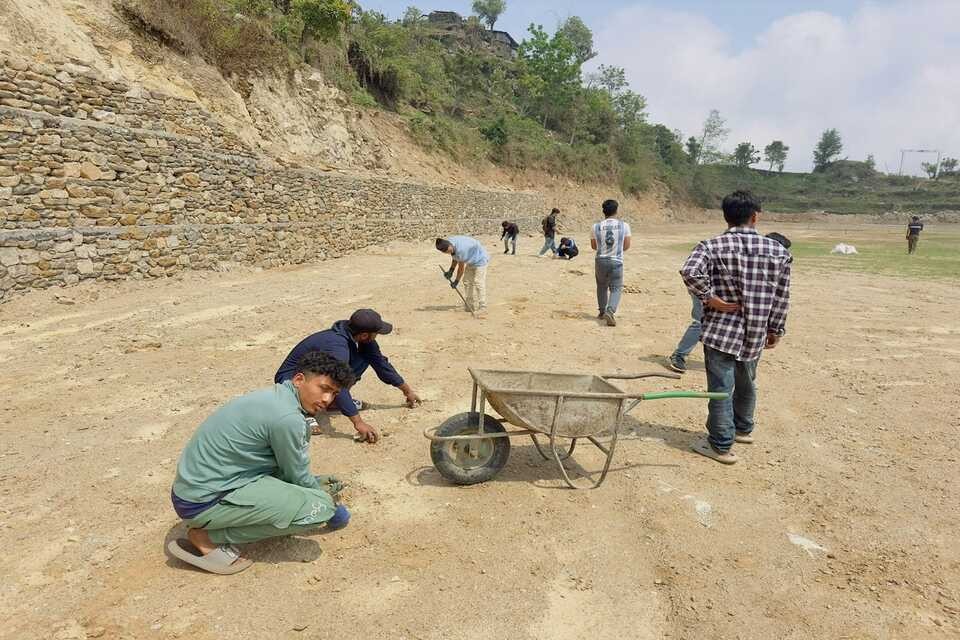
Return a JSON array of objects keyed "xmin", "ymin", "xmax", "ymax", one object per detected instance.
[{"xmin": 591, "ymin": 199, "xmax": 632, "ymax": 326}]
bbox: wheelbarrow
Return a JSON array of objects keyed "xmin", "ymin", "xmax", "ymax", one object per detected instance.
[{"xmin": 423, "ymin": 368, "xmax": 728, "ymax": 489}]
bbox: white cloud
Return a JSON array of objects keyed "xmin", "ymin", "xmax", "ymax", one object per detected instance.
[{"xmin": 593, "ymin": 1, "xmax": 960, "ymax": 173}]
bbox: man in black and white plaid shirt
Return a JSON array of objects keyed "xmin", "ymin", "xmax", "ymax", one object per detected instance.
[{"xmin": 680, "ymin": 190, "xmax": 792, "ymax": 465}]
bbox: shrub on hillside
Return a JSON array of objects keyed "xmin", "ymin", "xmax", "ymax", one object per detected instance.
[
  {"xmin": 117, "ymin": 0, "xmax": 286, "ymax": 73},
  {"xmin": 824, "ymin": 160, "xmax": 877, "ymax": 182}
]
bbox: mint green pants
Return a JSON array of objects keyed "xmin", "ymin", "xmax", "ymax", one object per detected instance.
[{"xmin": 186, "ymin": 475, "xmax": 336, "ymax": 544}]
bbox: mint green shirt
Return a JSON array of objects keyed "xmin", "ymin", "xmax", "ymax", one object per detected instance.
[{"xmin": 173, "ymin": 381, "xmax": 320, "ymax": 502}]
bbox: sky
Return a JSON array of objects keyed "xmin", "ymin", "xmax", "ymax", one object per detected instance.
[{"xmin": 359, "ymin": 1, "xmax": 960, "ymax": 174}]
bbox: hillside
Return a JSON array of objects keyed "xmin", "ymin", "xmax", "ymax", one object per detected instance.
[
  {"xmin": 696, "ymin": 163, "xmax": 960, "ymax": 217},
  {"xmin": 4, "ymin": 1, "xmax": 957, "ymax": 220},
  {"xmin": 0, "ymin": 0, "xmax": 673, "ymax": 223}
]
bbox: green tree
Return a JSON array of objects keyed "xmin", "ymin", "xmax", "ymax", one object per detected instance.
[
  {"xmin": 652, "ymin": 125, "xmax": 688, "ymax": 168},
  {"xmin": 517, "ymin": 24, "xmax": 582, "ymax": 129},
  {"xmin": 813, "ymin": 128, "xmax": 843, "ymax": 172},
  {"xmin": 921, "ymin": 161, "xmax": 939, "ymax": 179},
  {"xmin": 558, "ymin": 16, "xmax": 596, "ymax": 64},
  {"xmin": 763, "ymin": 140, "xmax": 789, "ymax": 172},
  {"xmin": 922, "ymin": 156, "xmax": 957, "ymax": 178},
  {"xmin": 294, "ymin": 0, "xmax": 351, "ymax": 42},
  {"xmin": 402, "ymin": 6, "xmax": 423, "ymax": 26},
  {"xmin": 472, "ymin": 0, "xmax": 507, "ymax": 30},
  {"xmin": 589, "ymin": 65, "xmax": 645, "ymax": 129},
  {"xmin": 685, "ymin": 136, "xmax": 701, "ymax": 163},
  {"xmin": 865, "ymin": 153, "xmax": 876, "ymax": 172},
  {"xmin": 695, "ymin": 109, "xmax": 729, "ymax": 164},
  {"xmin": 733, "ymin": 142, "xmax": 760, "ymax": 168}
]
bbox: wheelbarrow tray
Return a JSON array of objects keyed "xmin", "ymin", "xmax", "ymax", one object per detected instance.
[{"xmin": 471, "ymin": 368, "xmax": 627, "ymax": 438}]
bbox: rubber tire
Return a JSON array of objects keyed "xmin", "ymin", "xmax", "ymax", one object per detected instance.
[{"xmin": 430, "ymin": 412, "xmax": 511, "ymax": 485}]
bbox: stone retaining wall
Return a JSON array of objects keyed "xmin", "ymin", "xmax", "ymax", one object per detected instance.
[{"xmin": 0, "ymin": 51, "xmax": 545, "ymax": 302}]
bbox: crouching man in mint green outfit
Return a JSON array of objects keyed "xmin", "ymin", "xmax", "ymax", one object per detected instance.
[{"xmin": 168, "ymin": 351, "xmax": 356, "ymax": 574}]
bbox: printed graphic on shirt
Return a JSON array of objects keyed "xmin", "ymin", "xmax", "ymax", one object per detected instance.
[{"xmin": 593, "ymin": 219, "xmax": 631, "ymax": 262}]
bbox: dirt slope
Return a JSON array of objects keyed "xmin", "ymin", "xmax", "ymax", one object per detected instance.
[{"xmin": 0, "ymin": 0, "xmax": 666, "ymax": 221}]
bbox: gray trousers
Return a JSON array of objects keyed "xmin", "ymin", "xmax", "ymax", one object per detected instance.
[{"xmin": 595, "ymin": 258, "xmax": 624, "ymax": 314}]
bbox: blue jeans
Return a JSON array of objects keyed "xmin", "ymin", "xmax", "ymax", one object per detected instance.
[
  {"xmin": 703, "ymin": 345, "xmax": 758, "ymax": 452},
  {"xmin": 538, "ymin": 236, "xmax": 557, "ymax": 255},
  {"xmin": 671, "ymin": 295, "xmax": 704, "ymax": 361},
  {"xmin": 503, "ymin": 236, "xmax": 517, "ymax": 253},
  {"xmin": 595, "ymin": 258, "xmax": 624, "ymax": 314}
]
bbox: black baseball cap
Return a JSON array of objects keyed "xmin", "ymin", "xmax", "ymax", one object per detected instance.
[{"xmin": 348, "ymin": 308, "xmax": 393, "ymax": 335}]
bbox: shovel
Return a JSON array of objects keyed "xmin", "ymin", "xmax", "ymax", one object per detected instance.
[{"xmin": 439, "ymin": 265, "xmax": 468, "ymax": 306}]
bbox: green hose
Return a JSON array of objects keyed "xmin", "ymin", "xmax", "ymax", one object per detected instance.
[{"xmin": 640, "ymin": 391, "xmax": 728, "ymax": 401}]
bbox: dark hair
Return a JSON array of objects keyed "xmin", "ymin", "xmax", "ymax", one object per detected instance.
[
  {"xmin": 765, "ymin": 232, "xmax": 792, "ymax": 249},
  {"xmin": 501, "ymin": 220, "xmax": 509, "ymax": 227},
  {"xmin": 911, "ymin": 216, "xmax": 920, "ymax": 221},
  {"xmin": 550, "ymin": 208, "xmax": 560, "ymax": 214},
  {"xmin": 295, "ymin": 351, "xmax": 355, "ymax": 388},
  {"xmin": 435, "ymin": 238, "xmax": 452, "ymax": 252},
  {"xmin": 602, "ymin": 199, "xmax": 618, "ymax": 217},
  {"xmin": 721, "ymin": 190, "xmax": 761, "ymax": 226}
]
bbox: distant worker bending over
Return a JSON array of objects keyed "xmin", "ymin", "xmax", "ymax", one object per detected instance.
[
  {"xmin": 437, "ymin": 235, "xmax": 490, "ymax": 318},
  {"xmin": 501, "ymin": 220, "xmax": 519, "ymax": 255}
]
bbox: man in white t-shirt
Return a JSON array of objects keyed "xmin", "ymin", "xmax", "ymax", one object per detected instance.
[{"xmin": 590, "ymin": 199, "xmax": 632, "ymax": 326}]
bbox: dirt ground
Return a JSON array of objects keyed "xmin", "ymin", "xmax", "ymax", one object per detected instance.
[{"xmin": 1, "ymin": 222, "xmax": 958, "ymax": 640}]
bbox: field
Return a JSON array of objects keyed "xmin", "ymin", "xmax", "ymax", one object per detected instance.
[
  {"xmin": 1, "ymin": 221, "xmax": 958, "ymax": 640},
  {"xmin": 672, "ymin": 225, "xmax": 960, "ymax": 280},
  {"xmin": 698, "ymin": 164, "xmax": 960, "ymax": 215}
]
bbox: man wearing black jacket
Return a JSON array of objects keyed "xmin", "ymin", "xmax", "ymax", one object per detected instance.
[
  {"xmin": 275, "ymin": 309, "xmax": 421, "ymax": 443},
  {"xmin": 501, "ymin": 220, "xmax": 519, "ymax": 255}
]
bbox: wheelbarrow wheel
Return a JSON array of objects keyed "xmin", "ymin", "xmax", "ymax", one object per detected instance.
[{"xmin": 430, "ymin": 412, "xmax": 511, "ymax": 485}]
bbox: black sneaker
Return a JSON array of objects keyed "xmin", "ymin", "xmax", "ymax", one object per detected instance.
[{"xmin": 668, "ymin": 355, "xmax": 687, "ymax": 373}]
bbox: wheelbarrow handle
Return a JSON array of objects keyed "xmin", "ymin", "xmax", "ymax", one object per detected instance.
[
  {"xmin": 638, "ymin": 391, "xmax": 728, "ymax": 401},
  {"xmin": 622, "ymin": 390, "xmax": 728, "ymax": 415},
  {"xmin": 602, "ymin": 372, "xmax": 682, "ymax": 381}
]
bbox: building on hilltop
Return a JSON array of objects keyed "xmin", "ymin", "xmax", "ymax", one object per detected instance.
[
  {"xmin": 487, "ymin": 30, "xmax": 520, "ymax": 58},
  {"xmin": 425, "ymin": 10, "xmax": 519, "ymax": 59},
  {"xmin": 427, "ymin": 11, "xmax": 463, "ymax": 27}
]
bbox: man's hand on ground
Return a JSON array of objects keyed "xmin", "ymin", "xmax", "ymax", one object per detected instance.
[
  {"xmin": 353, "ymin": 419, "xmax": 380, "ymax": 444},
  {"xmin": 404, "ymin": 390, "xmax": 423, "ymax": 408},
  {"xmin": 766, "ymin": 333, "xmax": 781, "ymax": 349},
  {"xmin": 705, "ymin": 296, "xmax": 740, "ymax": 313}
]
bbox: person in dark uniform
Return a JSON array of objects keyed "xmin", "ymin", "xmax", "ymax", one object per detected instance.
[{"xmin": 906, "ymin": 216, "xmax": 924, "ymax": 254}]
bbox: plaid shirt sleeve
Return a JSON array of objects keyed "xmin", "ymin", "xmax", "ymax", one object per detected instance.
[
  {"xmin": 680, "ymin": 241, "xmax": 713, "ymax": 301},
  {"xmin": 766, "ymin": 255, "xmax": 792, "ymax": 336}
]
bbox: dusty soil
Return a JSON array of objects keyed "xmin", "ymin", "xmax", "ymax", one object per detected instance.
[{"xmin": 1, "ymin": 222, "xmax": 958, "ymax": 640}]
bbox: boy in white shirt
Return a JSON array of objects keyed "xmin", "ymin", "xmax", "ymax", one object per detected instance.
[{"xmin": 590, "ymin": 199, "xmax": 632, "ymax": 326}]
